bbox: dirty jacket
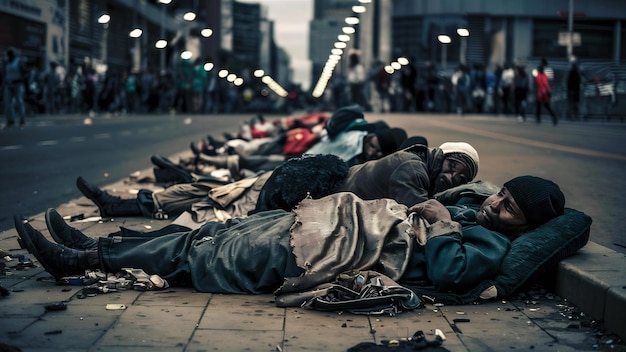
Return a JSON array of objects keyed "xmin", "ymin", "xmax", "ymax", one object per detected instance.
[
  {"xmin": 165, "ymin": 192, "xmax": 509, "ymax": 298},
  {"xmin": 338, "ymin": 144, "xmax": 445, "ymax": 207}
]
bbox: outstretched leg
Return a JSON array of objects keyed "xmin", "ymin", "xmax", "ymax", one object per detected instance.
[
  {"xmin": 76, "ymin": 176, "xmax": 143, "ymax": 217},
  {"xmin": 14, "ymin": 216, "xmax": 99, "ymax": 280}
]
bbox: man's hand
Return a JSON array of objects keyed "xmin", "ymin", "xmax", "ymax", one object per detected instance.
[{"xmin": 408, "ymin": 199, "xmax": 452, "ymax": 224}]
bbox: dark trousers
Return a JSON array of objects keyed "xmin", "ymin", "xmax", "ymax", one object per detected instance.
[
  {"xmin": 535, "ymin": 101, "xmax": 557, "ymax": 125},
  {"xmin": 98, "ymin": 211, "xmax": 301, "ymax": 293}
]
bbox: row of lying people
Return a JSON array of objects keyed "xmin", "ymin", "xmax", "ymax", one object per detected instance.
[
  {"xmin": 14, "ymin": 104, "xmax": 591, "ymax": 311},
  {"xmin": 181, "ymin": 104, "xmax": 421, "ymax": 183}
]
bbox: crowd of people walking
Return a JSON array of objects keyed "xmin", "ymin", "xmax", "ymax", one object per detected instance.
[
  {"xmin": 325, "ymin": 53, "xmax": 588, "ymax": 125},
  {"xmin": 2, "ymin": 45, "xmax": 597, "ymax": 130}
]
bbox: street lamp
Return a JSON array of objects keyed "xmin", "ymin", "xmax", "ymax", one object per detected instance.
[
  {"xmin": 457, "ymin": 28, "xmax": 470, "ymax": 65},
  {"xmin": 129, "ymin": 28, "xmax": 143, "ymax": 38},
  {"xmin": 437, "ymin": 34, "xmax": 451, "ymax": 70},
  {"xmin": 98, "ymin": 14, "xmax": 110, "ymax": 25},
  {"xmin": 158, "ymin": 0, "xmax": 171, "ymax": 73}
]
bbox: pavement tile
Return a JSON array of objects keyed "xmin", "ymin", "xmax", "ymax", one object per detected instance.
[
  {"xmin": 97, "ymin": 303, "xmax": 203, "ymax": 348},
  {"xmin": 5, "ymin": 310, "xmax": 112, "ymax": 350},
  {"xmin": 282, "ymin": 308, "xmax": 385, "ymax": 351},
  {"xmin": 189, "ymin": 329, "xmax": 284, "ymax": 352},
  {"xmin": 199, "ymin": 294, "xmax": 284, "ymax": 330},
  {"xmin": 135, "ymin": 288, "xmax": 210, "ymax": 307}
]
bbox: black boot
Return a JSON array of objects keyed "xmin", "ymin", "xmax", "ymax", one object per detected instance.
[
  {"xmin": 45, "ymin": 208, "xmax": 98, "ymax": 250},
  {"xmin": 76, "ymin": 176, "xmax": 142, "ymax": 217},
  {"xmin": 14, "ymin": 216, "xmax": 98, "ymax": 280},
  {"xmin": 150, "ymin": 155, "xmax": 195, "ymax": 183}
]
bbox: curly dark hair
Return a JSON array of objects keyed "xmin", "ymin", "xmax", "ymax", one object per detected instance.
[{"xmin": 252, "ymin": 154, "xmax": 350, "ymax": 213}]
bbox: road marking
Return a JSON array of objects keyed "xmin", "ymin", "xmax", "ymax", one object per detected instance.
[
  {"xmin": 0, "ymin": 145, "xmax": 22, "ymax": 151},
  {"xmin": 71, "ymin": 137, "xmax": 86, "ymax": 142},
  {"xmin": 38, "ymin": 140, "xmax": 58, "ymax": 146},
  {"xmin": 95, "ymin": 133, "xmax": 111, "ymax": 139}
]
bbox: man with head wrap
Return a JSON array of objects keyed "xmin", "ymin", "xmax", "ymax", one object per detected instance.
[
  {"xmin": 74, "ymin": 139, "xmax": 478, "ymax": 226},
  {"xmin": 16, "ymin": 175, "xmax": 566, "ymax": 299},
  {"xmin": 252, "ymin": 140, "xmax": 478, "ymax": 213}
]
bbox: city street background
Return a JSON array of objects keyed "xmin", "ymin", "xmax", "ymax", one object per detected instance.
[{"xmin": 1, "ymin": 111, "xmax": 625, "ymax": 255}]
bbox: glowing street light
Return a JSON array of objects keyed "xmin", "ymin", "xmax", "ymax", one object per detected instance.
[
  {"xmin": 338, "ymin": 34, "xmax": 350, "ymax": 42},
  {"xmin": 201, "ymin": 28, "xmax": 213, "ymax": 37},
  {"xmin": 155, "ymin": 39, "xmax": 167, "ymax": 49},
  {"xmin": 129, "ymin": 28, "xmax": 143, "ymax": 38},
  {"xmin": 457, "ymin": 28, "xmax": 470, "ymax": 37},
  {"xmin": 352, "ymin": 5, "xmax": 366, "ymax": 13},
  {"xmin": 397, "ymin": 57, "xmax": 409, "ymax": 65},
  {"xmin": 254, "ymin": 69, "xmax": 265, "ymax": 77},
  {"xmin": 204, "ymin": 63, "xmax": 214, "ymax": 71},
  {"xmin": 180, "ymin": 50, "xmax": 193, "ymax": 60},
  {"xmin": 345, "ymin": 17, "xmax": 360, "ymax": 25},
  {"xmin": 437, "ymin": 35, "xmax": 452, "ymax": 70},
  {"xmin": 98, "ymin": 14, "xmax": 110, "ymax": 24},
  {"xmin": 218, "ymin": 69, "xmax": 229, "ymax": 78},
  {"xmin": 334, "ymin": 41, "xmax": 347, "ymax": 49},
  {"xmin": 342, "ymin": 27, "xmax": 355, "ymax": 34},
  {"xmin": 457, "ymin": 28, "xmax": 470, "ymax": 64},
  {"xmin": 437, "ymin": 34, "xmax": 451, "ymax": 44},
  {"xmin": 183, "ymin": 11, "xmax": 196, "ymax": 21}
]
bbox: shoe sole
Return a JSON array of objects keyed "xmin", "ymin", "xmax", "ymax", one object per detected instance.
[
  {"xmin": 13, "ymin": 216, "xmax": 62, "ymax": 280},
  {"xmin": 75, "ymin": 177, "xmax": 107, "ymax": 216},
  {"xmin": 150, "ymin": 155, "xmax": 194, "ymax": 183},
  {"xmin": 45, "ymin": 208, "xmax": 64, "ymax": 246}
]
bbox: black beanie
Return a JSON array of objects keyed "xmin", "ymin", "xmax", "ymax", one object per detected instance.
[
  {"xmin": 503, "ymin": 176, "xmax": 565, "ymax": 229},
  {"xmin": 325, "ymin": 104, "xmax": 364, "ymax": 138},
  {"xmin": 376, "ymin": 128, "xmax": 408, "ymax": 155}
]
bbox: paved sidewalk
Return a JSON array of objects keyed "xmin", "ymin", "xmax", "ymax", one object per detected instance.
[{"xmin": 1, "ymin": 165, "xmax": 625, "ymax": 351}]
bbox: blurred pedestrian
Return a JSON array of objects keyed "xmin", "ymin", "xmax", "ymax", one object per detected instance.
[
  {"xmin": 534, "ymin": 65, "xmax": 557, "ymax": 125},
  {"xmin": 470, "ymin": 63, "xmax": 487, "ymax": 113},
  {"xmin": 400, "ymin": 60, "xmax": 417, "ymax": 111},
  {"xmin": 451, "ymin": 65, "xmax": 471, "ymax": 115},
  {"xmin": 192, "ymin": 60, "xmax": 206, "ymax": 113},
  {"xmin": 499, "ymin": 63, "xmax": 514, "ymax": 115},
  {"xmin": 566, "ymin": 62, "xmax": 581, "ymax": 120},
  {"xmin": 513, "ymin": 65, "xmax": 529, "ymax": 122},
  {"xmin": 123, "ymin": 71, "xmax": 138, "ymax": 114},
  {"xmin": 346, "ymin": 52, "xmax": 367, "ymax": 108},
  {"xmin": 372, "ymin": 61, "xmax": 391, "ymax": 113},
  {"xmin": 424, "ymin": 62, "xmax": 439, "ymax": 111},
  {"xmin": 43, "ymin": 62, "xmax": 60, "ymax": 114},
  {"xmin": 2, "ymin": 47, "xmax": 27, "ymax": 129}
]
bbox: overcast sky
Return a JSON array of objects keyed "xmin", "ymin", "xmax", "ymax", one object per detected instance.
[{"xmin": 239, "ymin": 0, "xmax": 313, "ymax": 89}]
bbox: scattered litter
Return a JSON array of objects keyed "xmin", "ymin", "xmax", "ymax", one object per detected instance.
[
  {"xmin": 73, "ymin": 216, "xmax": 103, "ymax": 223},
  {"xmin": 44, "ymin": 302, "xmax": 67, "ymax": 311},
  {"xmin": 435, "ymin": 329, "xmax": 446, "ymax": 341},
  {"xmin": 455, "ymin": 311, "xmax": 466, "ymax": 315},
  {"xmin": 105, "ymin": 304, "xmax": 126, "ymax": 310},
  {"xmin": 143, "ymin": 225, "xmax": 153, "ymax": 229}
]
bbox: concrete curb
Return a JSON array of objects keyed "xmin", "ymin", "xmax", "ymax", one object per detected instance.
[{"xmin": 555, "ymin": 241, "xmax": 626, "ymax": 341}]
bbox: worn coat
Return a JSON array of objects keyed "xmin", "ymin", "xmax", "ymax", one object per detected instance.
[
  {"xmin": 99, "ymin": 192, "xmax": 510, "ymax": 300},
  {"xmin": 338, "ymin": 144, "xmax": 445, "ymax": 207}
]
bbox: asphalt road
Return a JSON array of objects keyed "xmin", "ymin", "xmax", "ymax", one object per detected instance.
[{"xmin": 1, "ymin": 111, "xmax": 625, "ymax": 254}]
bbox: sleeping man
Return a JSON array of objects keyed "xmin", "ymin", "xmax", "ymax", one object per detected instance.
[{"xmin": 16, "ymin": 176, "xmax": 566, "ymax": 303}]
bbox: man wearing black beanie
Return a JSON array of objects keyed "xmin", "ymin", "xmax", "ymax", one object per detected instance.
[{"xmin": 17, "ymin": 175, "xmax": 567, "ymax": 298}]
